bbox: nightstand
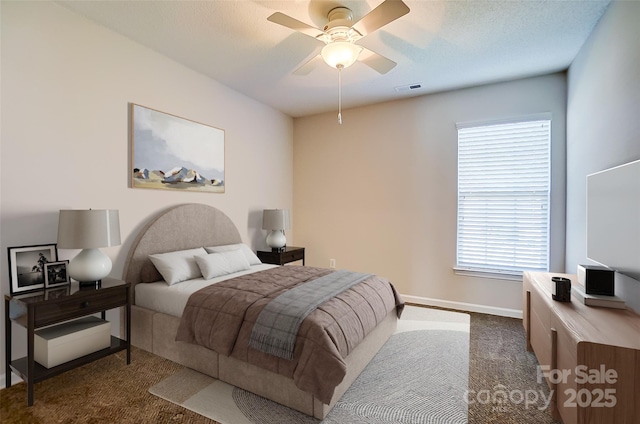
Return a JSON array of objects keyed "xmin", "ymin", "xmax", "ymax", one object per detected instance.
[
  {"xmin": 4, "ymin": 277, "xmax": 131, "ymax": 406},
  {"xmin": 257, "ymin": 246, "xmax": 305, "ymax": 266}
]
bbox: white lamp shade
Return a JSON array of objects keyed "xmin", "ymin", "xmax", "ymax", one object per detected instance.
[
  {"xmin": 262, "ymin": 209, "xmax": 291, "ymax": 231},
  {"xmin": 321, "ymin": 41, "xmax": 363, "ymax": 69},
  {"xmin": 57, "ymin": 209, "xmax": 121, "ymax": 249}
]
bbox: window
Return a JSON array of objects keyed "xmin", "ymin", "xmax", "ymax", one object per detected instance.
[{"xmin": 456, "ymin": 117, "xmax": 551, "ymax": 279}]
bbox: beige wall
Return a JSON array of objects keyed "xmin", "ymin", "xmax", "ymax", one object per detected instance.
[
  {"xmin": 566, "ymin": 0, "xmax": 640, "ymax": 312},
  {"xmin": 293, "ymin": 73, "xmax": 567, "ymax": 315},
  {"xmin": 1, "ymin": 1, "xmax": 292, "ymax": 375}
]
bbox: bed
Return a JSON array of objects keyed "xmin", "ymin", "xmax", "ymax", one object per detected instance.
[{"xmin": 122, "ymin": 203, "xmax": 402, "ymax": 419}]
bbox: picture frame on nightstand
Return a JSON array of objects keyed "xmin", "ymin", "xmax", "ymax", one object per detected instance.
[
  {"xmin": 8, "ymin": 244, "xmax": 58, "ymax": 294},
  {"xmin": 44, "ymin": 260, "xmax": 70, "ymax": 288}
]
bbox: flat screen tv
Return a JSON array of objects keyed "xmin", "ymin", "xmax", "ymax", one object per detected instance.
[{"xmin": 586, "ymin": 159, "xmax": 640, "ymax": 281}]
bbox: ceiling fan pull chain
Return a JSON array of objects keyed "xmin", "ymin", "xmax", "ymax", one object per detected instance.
[{"xmin": 338, "ymin": 64, "xmax": 343, "ymax": 125}]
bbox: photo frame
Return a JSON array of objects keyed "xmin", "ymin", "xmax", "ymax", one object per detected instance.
[
  {"xmin": 130, "ymin": 103, "xmax": 225, "ymax": 193},
  {"xmin": 44, "ymin": 260, "xmax": 70, "ymax": 288},
  {"xmin": 8, "ymin": 244, "xmax": 58, "ymax": 295}
]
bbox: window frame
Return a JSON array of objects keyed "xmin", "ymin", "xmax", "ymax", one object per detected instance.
[{"xmin": 454, "ymin": 114, "xmax": 552, "ymax": 280}]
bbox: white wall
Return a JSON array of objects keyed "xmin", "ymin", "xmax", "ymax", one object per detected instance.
[
  {"xmin": 566, "ymin": 0, "xmax": 640, "ymax": 312},
  {"xmin": 293, "ymin": 73, "xmax": 567, "ymax": 315},
  {"xmin": 1, "ymin": 1, "xmax": 293, "ymax": 380}
]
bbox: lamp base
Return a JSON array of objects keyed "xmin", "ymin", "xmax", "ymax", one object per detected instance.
[
  {"xmin": 68, "ymin": 248, "xmax": 112, "ymax": 284},
  {"xmin": 266, "ymin": 230, "xmax": 286, "ymax": 250},
  {"xmin": 78, "ymin": 280, "xmax": 102, "ymax": 289}
]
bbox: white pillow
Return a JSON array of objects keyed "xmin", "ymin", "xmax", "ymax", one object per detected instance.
[
  {"xmin": 204, "ymin": 243, "xmax": 261, "ymax": 265},
  {"xmin": 149, "ymin": 247, "xmax": 207, "ymax": 285},
  {"xmin": 194, "ymin": 250, "xmax": 251, "ymax": 280}
]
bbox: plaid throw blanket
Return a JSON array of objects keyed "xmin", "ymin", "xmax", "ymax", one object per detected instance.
[{"xmin": 248, "ymin": 270, "xmax": 372, "ymax": 359}]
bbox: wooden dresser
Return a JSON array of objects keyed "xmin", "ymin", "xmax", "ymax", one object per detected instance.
[{"xmin": 523, "ymin": 271, "xmax": 640, "ymax": 424}]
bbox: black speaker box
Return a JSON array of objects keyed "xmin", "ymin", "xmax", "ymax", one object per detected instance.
[
  {"xmin": 577, "ymin": 265, "xmax": 615, "ymax": 296},
  {"xmin": 551, "ymin": 276, "xmax": 571, "ymax": 302}
]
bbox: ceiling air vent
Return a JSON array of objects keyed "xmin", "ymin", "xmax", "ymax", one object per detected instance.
[{"xmin": 394, "ymin": 83, "xmax": 423, "ymax": 93}]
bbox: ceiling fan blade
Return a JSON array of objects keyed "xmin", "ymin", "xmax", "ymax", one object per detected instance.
[
  {"xmin": 358, "ymin": 47, "xmax": 397, "ymax": 74},
  {"xmin": 351, "ymin": 0, "xmax": 410, "ymax": 37},
  {"xmin": 267, "ymin": 12, "xmax": 325, "ymax": 39}
]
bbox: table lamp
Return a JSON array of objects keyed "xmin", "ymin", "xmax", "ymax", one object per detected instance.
[
  {"xmin": 57, "ymin": 209, "xmax": 121, "ymax": 287},
  {"xmin": 262, "ymin": 209, "xmax": 290, "ymax": 251}
]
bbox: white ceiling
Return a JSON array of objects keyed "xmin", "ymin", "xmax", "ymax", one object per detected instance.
[{"xmin": 56, "ymin": 0, "xmax": 611, "ymax": 118}]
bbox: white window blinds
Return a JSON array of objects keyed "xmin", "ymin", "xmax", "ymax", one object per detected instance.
[{"xmin": 456, "ymin": 118, "xmax": 551, "ymax": 277}]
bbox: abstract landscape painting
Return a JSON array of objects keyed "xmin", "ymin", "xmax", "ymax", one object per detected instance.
[{"xmin": 130, "ymin": 104, "xmax": 225, "ymax": 193}]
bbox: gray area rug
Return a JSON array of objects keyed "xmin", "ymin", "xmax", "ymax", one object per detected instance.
[{"xmin": 149, "ymin": 306, "xmax": 470, "ymax": 423}]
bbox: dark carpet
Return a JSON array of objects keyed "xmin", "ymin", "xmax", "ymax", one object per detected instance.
[{"xmin": 1, "ymin": 307, "xmax": 558, "ymax": 423}]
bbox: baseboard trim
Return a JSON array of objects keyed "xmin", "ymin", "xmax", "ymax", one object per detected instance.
[{"xmin": 401, "ymin": 294, "xmax": 523, "ymax": 319}]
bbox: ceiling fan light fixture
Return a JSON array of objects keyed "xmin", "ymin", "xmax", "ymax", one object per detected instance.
[{"xmin": 321, "ymin": 42, "xmax": 363, "ymax": 69}]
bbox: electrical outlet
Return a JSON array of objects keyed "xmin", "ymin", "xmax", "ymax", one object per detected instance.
[{"xmin": 329, "ymin": 258, "xmax": 336, "ymax": 269}]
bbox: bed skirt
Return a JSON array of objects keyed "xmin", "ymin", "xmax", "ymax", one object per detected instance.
[{"xmin": 127, "ymin": 305, "xmax": 397, "ymax": 419}]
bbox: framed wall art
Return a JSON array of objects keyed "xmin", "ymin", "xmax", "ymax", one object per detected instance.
[
  {"xmin": 44, "ymin": 260, "xmax": 70, "ymax": 288},
  {"xmin": 8, "ymin": 244, "xmax": 58, "ymax": 294},
  {"xmin": 130, "ymin": 103, "xmax": 225, "ymax": 193}
]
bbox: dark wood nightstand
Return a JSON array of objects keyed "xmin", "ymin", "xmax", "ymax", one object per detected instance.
[
  {"xmin": 4, "ymin": 277, "xmax": 131, "ymax": 406},
  {"xmin": 257, "ymin": 246, "xmax": 305, "ymax": 266}
]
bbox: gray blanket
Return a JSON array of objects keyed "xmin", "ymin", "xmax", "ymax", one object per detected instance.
[{"xmin": 248, "ymin": 270, "xmax": 372, "ymax": 359}]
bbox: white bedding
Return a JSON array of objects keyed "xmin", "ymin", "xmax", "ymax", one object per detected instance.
[{"xmin": 135, "ymin": 263, "xmax": 278, "ymax": 317}]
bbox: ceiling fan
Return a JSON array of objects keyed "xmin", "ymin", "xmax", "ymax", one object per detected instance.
[{"xmin": 267, "ymin": 0, "xmax": 410, "ymax": 75}]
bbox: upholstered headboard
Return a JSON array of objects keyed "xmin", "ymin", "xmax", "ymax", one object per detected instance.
[{"xmin": 122, "ymin": 203, "xmax": 242, "ymax": 301}]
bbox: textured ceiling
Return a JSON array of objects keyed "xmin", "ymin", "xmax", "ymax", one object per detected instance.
[{"xmin": 56, "ymin": 0, "xmax": 611, "ymax": 118}]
